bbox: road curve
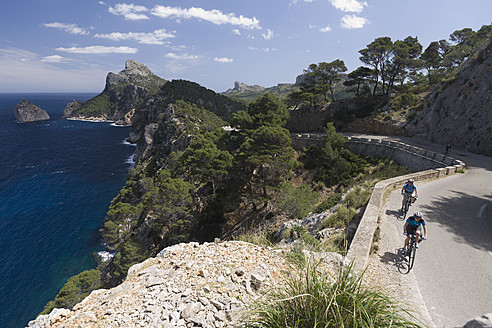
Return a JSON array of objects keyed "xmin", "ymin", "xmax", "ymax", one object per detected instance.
[{"xmin": 348, "ymin": 133, "xmax": 492, "ymax": 327}]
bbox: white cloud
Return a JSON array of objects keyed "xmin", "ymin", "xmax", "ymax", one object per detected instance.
[
  {"xmin": 41, "ymin": 55, "xmax": 71, "ymax": 63},
  {"xmin": 151, "ymin": 6, "xmax": 261, "ymax": 30},
  {"xmin": 214, "ymin": 57, "xmax": 233, "ymax": 63},
  {"xmin": 232, "ymin": 29, "xmax": 241, "ymax": 36},
  {"xmin": 165, "ymin": 53, "xmax": 199, "ymax": 60},
  {"xmin": 309, "ymin": 24, "xmax": 331, "ymax": 32},
  {"xmin": 94, "ymin": 29, "xmax": 175, "ymax": 45},
  {"xmin": 108, "ymin": 3, "xmax": 149, "ymax": 20},
  {"xmin": 248, "ymin": 47, "xmax": 277, "ymax": 52},
  {"xmin": 330, "ymin": 0, "xmax": 367, "ymax": 13},
  {"xmin": 56, "ymin": 46, "xmax": 138, "ymax": 54},
  {"xmin": 340, "ymin": 14, "xmax": 368, "ymax": 29},
  {"xmin": 43, "ymin": 22, "xmax": 90, "ymax": 35},
  {"xmin": 262, "ymin": 29, "xmax": 274, "ymax": 40},
  {"xmin": 0, "ymin": 48, "xmax": 108, "ymax": 92},
  {"xmin": 290, "ymin": 0, "xmax": 313, "ymax": 5}
]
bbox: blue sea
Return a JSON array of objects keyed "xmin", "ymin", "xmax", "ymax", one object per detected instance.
[{"xmin": 0, "ymin": 93, "xmax": 135, "ymax": 327}]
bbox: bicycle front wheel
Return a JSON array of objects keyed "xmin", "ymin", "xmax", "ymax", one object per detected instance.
[{"xmin": 407, "ymin": 243, "xmax": 417, "ymax": 272}]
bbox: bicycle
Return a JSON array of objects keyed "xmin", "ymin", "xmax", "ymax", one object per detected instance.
[
  {"xmin": 403, "ymin": 233, "xmax": 421, "ymax": 273},
  {"xmin": 401, "ymin": 193, "xmax": 414, "ymax": 220}
]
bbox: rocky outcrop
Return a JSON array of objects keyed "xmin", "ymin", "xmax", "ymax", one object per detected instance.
[
  {"xmin": 27, "ymin": 241, "xmax": 344, "ymax": 328},
  {"xmin": 62, "ymin": 100, "xmax": 81, "ymax": 118},
  {"xmin": 286, "ymin": 96, "xmax": 390, "ymax": 133},
  {"xmin": 65, "ymin": 60, "xmax": 166, "ymax": 123},
  {"xmin": 13, "ymin": 99, "xmax": 50, "ymax": 123},
  {"xmin": 225, "ymin": 81, "xmax": 265, "ymax": 93},
  {"xmin": 405, "ymin": 42, "xmax": 492, "ymax": 155}
]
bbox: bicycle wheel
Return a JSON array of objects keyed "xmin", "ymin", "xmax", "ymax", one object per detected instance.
[
  {"xmin": 407, "ymin": 239, "xmax": 417, "ymax": 272},
  {"xmin": 403, "ymin": 199, "xmax": 410, "ymax": 219}
]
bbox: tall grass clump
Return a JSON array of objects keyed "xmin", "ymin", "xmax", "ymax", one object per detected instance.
[
  {"xmin": 245, "ymin": 262, "xmax": 422, "ymax": 328},
  {"xmin": 343, "ymin": 186, "xmax": 371, "ymax": 209},
  {"xmin": 233, "ymin": 231, "xmax": 276, "ymax": 248},
  {"xmin": 319, "ymin": 205, "xmax": 357, "ymax": 230}
]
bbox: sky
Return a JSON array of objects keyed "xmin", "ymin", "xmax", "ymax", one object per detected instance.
[{"xmin": 0, "ymin": 0, "xmax": 491, "ymax": 93}]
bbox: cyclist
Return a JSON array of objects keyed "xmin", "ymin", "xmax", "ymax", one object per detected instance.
[
  {"xmin": 401, "ymin": 178, "xmax": 418, "ymax": 212},
  {"xmin": 401, "ymin": 211, "xmax": 428, "ymax": 254}
]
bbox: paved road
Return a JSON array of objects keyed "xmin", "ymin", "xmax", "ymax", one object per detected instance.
[{"xmin": 350, "ymin": 134, "xmax": 492, "ymax": 327}]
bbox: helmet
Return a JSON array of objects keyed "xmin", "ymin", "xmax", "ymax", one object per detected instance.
[
  {"xmin": 408, "ymin": 178, "xmax": 414, "ymax": 183},
  {"xmin": 413, "ymin": 211, "xmax": 422, "ymax": 219}
]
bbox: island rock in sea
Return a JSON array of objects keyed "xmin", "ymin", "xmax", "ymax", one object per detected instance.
[{"xmin": 13, "ymin": 99, "xmax": 50, "ymax": 123}]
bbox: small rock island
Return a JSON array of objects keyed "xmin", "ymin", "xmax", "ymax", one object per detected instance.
[{"xmin": 13, "ymin": 99, "xmax": 50, "ymax": 123}]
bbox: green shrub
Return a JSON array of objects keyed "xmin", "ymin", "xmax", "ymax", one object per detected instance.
[
  {"xmin": 319, "ymin": 205, "xmax": 357, "ymax": 230},
  {"xmin": 245, "ymin": 262, "xmax": 422, "ymax": 327},
  {"xmin": 40, "ymin": 269, "xmax": 101, "ymax": 316},
  {"xmin": 391, "ymin": 92, "xmax": 419, "ymax": 111},
  {"xmin": 343, "ymin": 186, "xmax": 371, "ymax": 209},
  {"xmin": 276, "ymin": 183, "xmax": 319, "ymax": 219},
  {"xmin": 314, "ymin": 192, "xmax": 341, "ymax": 213}
]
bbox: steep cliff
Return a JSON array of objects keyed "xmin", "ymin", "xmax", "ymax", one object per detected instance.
[
  {"xmin": 63, "ymin": 60, "xmax": 166, "ymax": 123},
  {"xmin": 128, "ymin": 79, "xmax": 246, "ymax": 162},
  {"xmin": 13, "ymin": 99, "xmax": 50, "ymax": 123},
  {"xmin": 405, "ymin": 41, "xmax": 492, "ymax": 155}
]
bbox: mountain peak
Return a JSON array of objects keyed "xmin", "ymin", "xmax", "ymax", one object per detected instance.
[
  {"xmin": 229, "ymin": 81, "xmax": 265, "ymax": 92},
  {"xmin": 123, "ymin": 59, "xmax": 153, "ymax": 77},
  {"xmin": 105, "ymin": 60, "xmax": 165, "ymax": 89}
]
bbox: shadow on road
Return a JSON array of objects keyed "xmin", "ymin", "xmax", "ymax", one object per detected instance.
[
  {"xmin": 385, "ymin": 209, "xmax": 406, "ymax": 221},
  {"xmin": 420, "ymin": 191, "xmax": 492, "ymax": 252},
  {"xmin": 378, "ymin": 250, "xmax": 412, "ymax": 274}
]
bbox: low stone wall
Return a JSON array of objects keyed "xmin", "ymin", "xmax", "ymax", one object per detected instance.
[
  {"xmin": 290, "ymin": 133, "xmax": 467, "ymax": 272},
  {"xmin": 291, "ymin": 134, "xmax": 466, "ymax": 172}
]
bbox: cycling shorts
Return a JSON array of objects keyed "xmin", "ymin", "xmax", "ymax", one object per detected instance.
[{"xmin": 406, "ymin": 225, "xmax": 421, "ymax": 235}]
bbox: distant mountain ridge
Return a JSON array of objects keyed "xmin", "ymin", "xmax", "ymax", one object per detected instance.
[{"xmin": 222, "ymin": 80, "xmax": 298, "ymax": 103}]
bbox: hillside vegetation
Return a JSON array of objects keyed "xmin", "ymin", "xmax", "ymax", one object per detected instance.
[{"xmin": 41, "ymin": 24, "xmax": 491, "ymax": 321}]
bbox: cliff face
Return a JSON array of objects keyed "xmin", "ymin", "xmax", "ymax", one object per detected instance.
[
  {"xmin": 63, "ymin": 60, "xmax": 166, "ymax": 123},
  {"xmin": 13, "ymin": 99, "xmax": 50, "ymax": 123},
  {"xmin": 405, "ymin": 42, "xmax": 492, "ymax": 155}
]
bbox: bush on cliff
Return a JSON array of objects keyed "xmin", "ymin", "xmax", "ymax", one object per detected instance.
[{"xmin": 39, "ymin": 269, "xmax": 101, "ymax": 316}]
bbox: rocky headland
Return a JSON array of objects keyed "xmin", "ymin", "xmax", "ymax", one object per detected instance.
[
  {"xmin": 63, "ymin": 59, "xmax": 166, "ymax": 125},
  {"xmin": 13, "ymin": 99, "xmax": 50, "ymax": 123}
]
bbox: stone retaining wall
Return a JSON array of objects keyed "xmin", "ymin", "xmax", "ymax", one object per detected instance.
[
  {"xmin": 290, "ymin": 133, "xmax": 467, "ymax": 271},
  {"xmin": 291, "ymin": 134, "xmax": 465, "ymax": 172}
]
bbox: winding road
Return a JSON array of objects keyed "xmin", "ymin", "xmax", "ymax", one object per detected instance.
[{"xmin": 352, "ymin": 134, "xmax": 492, "ymax": 327}]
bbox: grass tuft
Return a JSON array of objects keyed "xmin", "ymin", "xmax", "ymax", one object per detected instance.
[{"xmin": 244, "ymin": 261, "xmax": 422, "ymax": 328}]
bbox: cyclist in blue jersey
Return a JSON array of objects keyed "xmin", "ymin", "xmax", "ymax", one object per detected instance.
[
  {"xmin": 401, "ymin": 211, "xmax": 428, "ymax": 254},
  {"xmin": 401, "ymin": 178, "xmax": 418, "ymax": 212}
]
